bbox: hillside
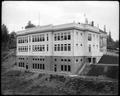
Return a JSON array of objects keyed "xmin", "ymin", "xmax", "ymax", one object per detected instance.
[{"xmin": 1, "ymin": 49, "xmax": 118, "ymax": 95}]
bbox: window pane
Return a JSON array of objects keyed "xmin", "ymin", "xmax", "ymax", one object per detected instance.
[
  {"xmin": 88, "ymin": 34, "xmax": 92, "ymax": 41},
  {"xmin": 65, "ymin": 65, "xmax": 67, "ymax": 71},
  {"xmin": 68, "ymin": 44, "xmax": 71, "ymax": 51},
  {"xmin": 68, "ymin": 65, "xmax": 71, "ymax": 71},
  {"xmin": 61, "ymin": 65, "xmax": 63, "ymax": 71}
]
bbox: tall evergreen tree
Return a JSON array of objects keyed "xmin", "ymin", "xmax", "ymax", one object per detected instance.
[{"xmin": 1, "ymin": 24, "xmax": 9, "ymax": 50}]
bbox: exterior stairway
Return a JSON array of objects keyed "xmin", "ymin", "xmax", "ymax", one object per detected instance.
[{"xmin": 79, "ymin": 63, "xmax": 91, "ymax": 76}]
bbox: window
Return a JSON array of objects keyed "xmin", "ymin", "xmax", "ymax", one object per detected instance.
[
  {"xmin": 64, "ymin": 33, "xmax": 67, "ymax": 40},
  {"xmin": 76, "ymin": 59, "xmax": 78, "ymax": 62},
  {"xmin": 54, "ymin": 58, "xmax": 57, "ymax": 61},
  {"xmin": 33, "ymin": 64, "xmax": 34, "ymax": 69},
  {"xmin": 81, "ymin": 59, "xmax": 82, "ymax": 61},
  {"xmin": 47, "ymin": 44, "xmax": 48, "ymax": 51},
  {"xmin": 47, "ymin": 34, "xmax": 48, "ymax": 41},
  {"xmin": 81, "ymin": 44, "xmax": 82, "ymax": 46},
  {"xmin": 61, "ymin": 33, "xmax": 63, "ymax": 40},
  {"xmin": 61, "ymin": 65, "xmax": 63, "ymax": 71},
  {"xmin": 61, "ymin": 59, "xmax": 63, "ymax": 61},
  {"xmin": 68, "ymin": 44, "xmax": 71, "ymax": 51},
  {"xmin": 68, "ymin": 65, "xmax": 71, "ymax": 71},
  {"xmin": 65, "ymin": 65, "xmax": 67, "ymax": 71},
  {"xmin": 68, "ymin": 59, "xmax": 71, "ymax": 62},
  {"xmin": 88, "ymin": 34, "xmax": 92, "ymax": 41},
  {"xmin": 43, "ymin": 64, "xmax": 45, "ymax": 69},
  {"xmin": 29, "ymin": 45, "xmax": 31, "ymax": 51},
  {"xmin": 81, "ymin": 33, "xmax": 82, "ymax": 36},
  {"xmin": 64, "ymin": 44, "xmax": 67, "ymax": 51},
  {"xmin": 54, "ymin": 44, "xmax": 57, "ymax": 51},
  {"xmin": 88, "ymin": 58, "xmax": 91, "ymax": 63},
  {"xmin": 58, "ymin": 33, "xmax": 60, "ymax": 41},
  {"xmin": 58, "ymin": 44, "xmax": 60, "ymax": 51},
  {"xmin": 64, "ymin": 59, "xmax": 67, "ymax": 61},
  {"xmin": 54, "ymin": 34, "xmax": 57, "ymax": 41},
  {"xmin": 32, "ymin": 36, "xmax": 34, "ymax": 42},
  {"xmin": 61, "ymin": 44, "xmax": 63, "ymax": 51},
  {"xmin": 68, "ymin": 32, "xmax": 71, "ymax": 40},
  {"xmin": 89, "ymin": 44, "xmax": 91, "ymax": 52}
]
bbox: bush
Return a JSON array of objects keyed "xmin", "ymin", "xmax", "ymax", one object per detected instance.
[{"xmin": 105, "ymin": 66, "xmax": 119, "ymax": 79}]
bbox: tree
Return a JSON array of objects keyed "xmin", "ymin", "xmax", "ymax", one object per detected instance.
[
  {"xmin": 25, "ymin": 21, "xmax": 36, "ymax": 29},
  {"xmin": 107, "ymin": 31, "xmax": 115, "ymax": 50},
  {"xmin": 114, "ymin": 40, "xmax": 119, "ymax": 49},
  {"xmin": 2, "ymin": 24, "xmax": 9, "ymax": 43},
  {"xmin": 1, "ymin": 24, "xmax": 9, "ymax": 50},
  {"xmin": 9, "ymin": 31, "xmax": 16, "ymax": 49}
]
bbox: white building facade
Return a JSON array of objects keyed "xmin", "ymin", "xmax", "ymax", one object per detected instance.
[{"xmin": 16, "ymin": 22, "xmax": 107, "ymax": 75}]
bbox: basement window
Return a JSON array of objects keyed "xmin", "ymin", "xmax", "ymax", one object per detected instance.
[
  {"xmin": 76, "ymin": 59, "xmax": 78, "ymax": 62},
  {"xmin": 88, "ymin": 58, "xmax": 91, "ymax": 63}
]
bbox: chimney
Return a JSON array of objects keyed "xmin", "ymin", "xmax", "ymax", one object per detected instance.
[
  {"xmin": 91, "ymin": 21, "xmax": 94, "ymax": 26},
  {"xmin": 104, "ymin": 25, "xmax": 106, "ymax": 32}
]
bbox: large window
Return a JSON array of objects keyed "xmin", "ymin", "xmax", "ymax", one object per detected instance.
[
  {"xmin": 61, "ymin": 33, "xmax": 63, "ymax": 40},
  {"xmin": 54, "ymin": 44, "xmax": 57, "ymax": 51},
  {"xmin": 68, "ymin": 44, "xmax": 71, "ymax": 51},
  {"xmin": 64, "ymin": 33, "xmax": 67, "ymax": 40},
  {"xmin": 32, "ymin": 34, "xmax": 45, "ymax": 42},
  {"xmin": 54, "ymin": 44, "xmax": 71, "ymax": 51},
  {"xmin": 32, "ymin": 45, "xmax": 45, "ymax": 52},
  {"xmin": 68, "ymin": 32, "xmax": 71, "ymax": 40},
  {"xmin": 19, "ymin": 62, "xmax": 25, "ymax": 67},
  {"xmin": 58, "ymin": 44, "xmax": 60, "ymax": 51},
  {"xmin": 54, "ymin": 32, "xmax": 71, "ymax": 41},
  {"xmin": 33, "ymin": 64, "xmax": 45, "ymax": 70},
  {"xmin": 64, "ymin": 44, "xmax": 67, "ymax": 51},
  {"xmin": 61, "ymin": 44, "xmax": 63, "ymax": 51},
  {"xmin": 88, "ymin": 33, "xmax": 92, "ymax": 41},
  {"xmin": 61, "ymin": 65, "xmax": 71, "ymax": 72},
  {"xmin": 18, "ymin": 36, "xmax": 28, "ymax": 44},
  {"xmin": 18, "ymin": 46, "xmax": 28, "ymax": 52}
]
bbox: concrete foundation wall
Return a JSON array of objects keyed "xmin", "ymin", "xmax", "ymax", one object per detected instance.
[{"xmin": 17, "ymin": 56, "xmax": 87, "ymax": 75}]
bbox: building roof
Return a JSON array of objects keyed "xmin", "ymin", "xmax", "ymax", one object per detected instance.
[
  {"xmin": 99, "ymin": 29, "xmax": 107, "ymax": 34},
  {"xmin": 16, "ymin": 22, "xmax": 106, "ymax": 36}
]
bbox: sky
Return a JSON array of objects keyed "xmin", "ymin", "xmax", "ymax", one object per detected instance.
[{"xmin": 2, "ymin": 1, "xmax": 119, "ymax": 41}]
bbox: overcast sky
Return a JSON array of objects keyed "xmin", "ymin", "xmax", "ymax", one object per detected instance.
[{"xmin": 2, "ymin": 1, "xmax": 119, "ymax": 41}]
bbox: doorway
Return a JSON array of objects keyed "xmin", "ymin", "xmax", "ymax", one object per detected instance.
[
  {"xmin": 54, "ymin": 64, "xmax": 57, "ymax": 72},
  {"xmin": 93, "ymin": 58, "xmax": 96, "ymax": 64},
  {"xmin": 26, "ymin": 65, "xmax": 28, "ymax": 69}
]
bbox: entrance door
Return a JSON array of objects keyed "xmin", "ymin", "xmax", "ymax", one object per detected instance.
[
  {"xmin": 93, "ymin": 58, "xmax": 96, "ymax": 64},
  {"xmin": 54, "ymin": 64, "xmax": 57, "ymax": 72},
  {"xmin": 26, "ymin": 65, "xmax": 28, "ymax": 69}
]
